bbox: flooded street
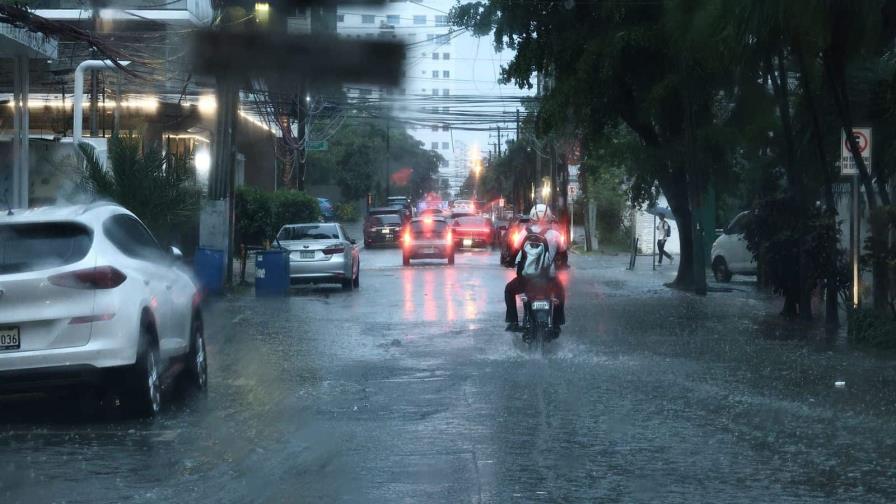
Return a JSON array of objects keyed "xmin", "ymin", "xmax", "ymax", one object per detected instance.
[{"xmin": 2, "ymin": 248, "xmax": 896, "ymax": 503}]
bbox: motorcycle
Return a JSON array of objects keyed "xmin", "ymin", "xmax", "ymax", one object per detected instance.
[
  {"xmin": 517, "ymin": 233, "xmax": 562, "ymax": 351},
  {"xmin": 520, "ymin": 292, "xmax": 560, "ymax": 352}
]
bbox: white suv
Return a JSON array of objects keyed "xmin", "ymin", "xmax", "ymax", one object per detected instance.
[
  {"xmin": 710, "ymin": 211, "xmax": 756, "ymax": 282},
  {"xmin": 0, "ymin": 203, "xmax": 207, "ymax": 416}
]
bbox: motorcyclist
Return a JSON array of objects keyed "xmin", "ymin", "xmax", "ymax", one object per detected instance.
[{"xmin": 504, "ymin": 204, "xmax": 567, "ymax": 332}]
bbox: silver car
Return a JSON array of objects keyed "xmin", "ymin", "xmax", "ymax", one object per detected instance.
[{"xmin": 278, "ymin": 223, "xmax": 360, "ymax": 290}]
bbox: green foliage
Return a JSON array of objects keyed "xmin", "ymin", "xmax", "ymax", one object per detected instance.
[
  {"xmin": 305, "ymin": 121, "xmax": 443, "ymax": 201},
  {"xmin": 78, "ymin": 135, "xmax": 200, "ymax": 243},
  {"xmin": 235, "ymin": 186, "xmax": 272, "ymax": 246},
  {"xmin": 271, "ymin": 190, "xmax": 320, "ymax": 232},
  {"xmin": 586, "ymin": 168, "xmax": 628, "ymax": 247},
  {"xmin": 848, "ymin": 308, "xmax": 896, "ymax": 350},
  {"xmin": 335, "ymin": 201, "xmax": 359, "ymax": 222},
  {"xmin": 743, "ymin": 195, "xmax": 845, "ymax": 315}
]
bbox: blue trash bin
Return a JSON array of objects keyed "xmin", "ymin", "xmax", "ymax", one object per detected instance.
[
  {"xmin": 194, "ymin": 247, "xmax": 225, "ymax": 295},
  {"xmin": 255, "ymin": 249, "xmax": 290, "ymax": 296}
]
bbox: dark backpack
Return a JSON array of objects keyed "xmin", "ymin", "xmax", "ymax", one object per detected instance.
[{"xmin": 663, "ymin": 221, "xmax": 671, "ymax": 238}]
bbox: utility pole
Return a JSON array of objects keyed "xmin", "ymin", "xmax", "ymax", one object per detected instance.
[
  {"xmin": 497, "ymin": 125, "xmax": 502, "ymax": 156},
  {"xmin": 516, "ymin": 109, "xmax": 520, "ymax": 141},
  {"xmin": 385, "ymin": 118, "xmax": 391, "ymax": 200},
  {"xmin": 296, "ymin": 81, "xmax": 307, "ymax": 190}
]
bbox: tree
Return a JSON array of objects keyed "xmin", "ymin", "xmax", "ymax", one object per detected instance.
[
  {"xmin": 78, "ymin": 135, "xmax": 200, "ymax": 245},
  {"xmin": 305, "ymin": 120, "xmax": 443, "ymax": 202},
  {"xmin": 453, "ymin": 1, "xmax": 736, "ymax": 291}
]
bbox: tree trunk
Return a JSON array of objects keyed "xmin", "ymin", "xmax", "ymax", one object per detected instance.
[
  {"xmin": 659, "ymin": 168, "xmax": 695, "ymax": 289},
  {"xmin": 870, "ymin": 209, "xmax": 891, "ymax": 315}
]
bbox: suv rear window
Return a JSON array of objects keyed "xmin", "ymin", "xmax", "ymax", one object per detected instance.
[
  {"xmin": 370, "ymin": 215, "xmax": 401, "ymax": 226},
  {"xmin": 0, "ymin": 222, "xmax": 92, "ymax": 274}
]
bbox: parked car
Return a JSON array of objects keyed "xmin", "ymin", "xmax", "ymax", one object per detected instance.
[
  {"xmin": 499, "ymin": 215, "xmax": 531, "ymax": 266},
  {"xmin": 317, "ymin": 197, "xmax": 335, "ymax": 222},
  {"xmin": 363, "ymin": 213, "xmax": 403, "ymax": 247},
  {"xmin": 278, "ymin": 223, "xmax": 360, "ymax": 290},
  {"xmin": 368, "ymin": 206, "xmax": 409, "ymax": 224},
  {"xmin": 711, "ymin": 211, "xmax": 756, "ymax": 282},
  {"xmin": 401, "ymin": 217, "xmax": 454, "ymax": 266},
  {"xmin": 452, "ymin": 215, "xmax": 495, "ymax": 249},
  {"xmin": 0, "ymin": 203, "xmax": 206, "ymax": 417}
]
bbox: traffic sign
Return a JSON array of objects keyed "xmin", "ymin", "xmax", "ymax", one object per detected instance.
[
  {"xmin": 840, "ymin": 127, "xmax": 871, "ymax": 176},
  {"xmin": 306, "ymin": 140, "xmax": 328, "ymax": 151},
  {"xmin": 568, "ymin": 182, "xmax": 579, "ymax": 201}
]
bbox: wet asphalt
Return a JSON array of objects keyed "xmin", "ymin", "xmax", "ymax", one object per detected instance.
[{"xmin": 2, "ymin": 246, "xmax": 896, "ymax": 503}]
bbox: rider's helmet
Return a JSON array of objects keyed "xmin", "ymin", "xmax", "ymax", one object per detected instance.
[{"xmin": 529, "ymin": 204, "xmax": 553, "ymax": 222}]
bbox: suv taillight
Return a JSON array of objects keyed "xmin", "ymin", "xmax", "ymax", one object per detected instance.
[{"xmin": 49, "ymin": 266, "xmax": 127, "ymax": 289}]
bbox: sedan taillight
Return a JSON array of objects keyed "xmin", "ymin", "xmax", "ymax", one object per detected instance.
[
  {"xmin": 49, "ymin": 266, "xmax": 127, "ymax": 289},
  {"xmin": 322, "ymin": 246, "xmax": 345, "ymax": 255}
]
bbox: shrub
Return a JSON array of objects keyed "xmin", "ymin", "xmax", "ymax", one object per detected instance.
[
  {"xmin": 335, "ymin": 202, "xmax": 359, "ymax": 222},
  {"xmin": 848, "ymin": 308, "xmax": 896, "ymax": 350},
  {"xmin": 235, "ymin": 186, "xmax": 272, "ymax": 246},
  {"xmin": 271, "ymin": 190, "xmax": 320, "ymax": 233}
]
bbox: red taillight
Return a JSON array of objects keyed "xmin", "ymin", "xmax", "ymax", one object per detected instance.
[
  {"xmin": 49, "ymin": 266, "xmax": 127, "ymax": 290},
  {"xmin": 513, "ymin": 230, "xmax": 526, "ymax": 248},
  {"xmin": 446, "ymin": 230, "xmax": 453, "ymax": 245},
  {"xmin": 322, "ymin": 246, "xmax": 345, "ymax": 255},
  {"xmin": 403, "ymin": 229, "xmax": 412, "ymax": 245}
]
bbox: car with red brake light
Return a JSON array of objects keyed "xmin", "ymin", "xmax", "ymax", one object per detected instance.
[
  {"xmin": 0, "ymin": 203, "xmax": 206, "ymax": 417},
  {"xmin": 401, "ymin": 217, "xmax": 454, "ymax": 265},
  {"xmin": 451, "ymin": 215, "xmax": 494, "ymax": 249},
  {"xmin": 500, "ymin": 215, "xmax": 532, "ymax": 266},
  {"xmin": 363, "ymin": 213, "xmax": 402, "ymax": 247}
]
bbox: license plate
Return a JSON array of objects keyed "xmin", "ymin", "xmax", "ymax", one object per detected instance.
[
  {"xmin": 463, "ymin": 238, "xmax": 473, "ymax": 247},
  {"xmin": 531, "ymin": 301, "xmax": 550, "ymax": 310},
  {"xmin": 300, "ymin": 251, "xmax": 315, "ymax": 259},
  {"xmin": 0, "ymin": 327, "xmax": 20, "ymax": 351},
  {"xmin": 381, "ymin": 229, "xmax": 391, "ymax": 234},
  {"xmin": 422, "ymin": 247, "xmax": 436, "ymax": 254}
]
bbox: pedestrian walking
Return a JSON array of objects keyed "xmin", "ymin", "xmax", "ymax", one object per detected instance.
[{"xmin": 656, "ymin": 214, "xmax": 674, "ymax": 264}]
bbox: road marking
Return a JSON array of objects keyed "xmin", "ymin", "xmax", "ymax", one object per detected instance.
[
  {"xmin": 232, "ymin": 314, "xmax": 246, "ymax": 323},
  {"xmin": 369, "ymin": 377, "xmax": 448, "ymax": 383}
]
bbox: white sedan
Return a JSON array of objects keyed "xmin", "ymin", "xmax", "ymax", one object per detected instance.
[{"xmin": 0, "ymin": 203, "xmax": 206, "ymax": 417}]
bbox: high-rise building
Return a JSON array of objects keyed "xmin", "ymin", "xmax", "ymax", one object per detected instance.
[{"xmin": 336, "ymin": 0, "xmax": 531, "ymax": 196}]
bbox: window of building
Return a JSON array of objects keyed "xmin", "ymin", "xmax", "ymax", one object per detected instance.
[
  {"xmin": 442, "ymin": 124, "xmax": 449, "ymax": 131},
  {"xmin": 443, "ymin": 53, "xmax": 450, "ymax": 60},
  {"xmin": 443, "ymin": 70, "xmax": 450, "ymax": 78},
  {"xmin": 442, "ymin": 89, "xmax": 449, "ymax": 96},
  {"xmin": 440, "ymin": 159, "xmax": 449, "ymax": 167},
  {"xmin": 432, "ymin": 52, "xmax": 439, "ymax": 60},
  {"xmin": 434, "ymin": 34, "xmax": 450, "ymax": 44},
  {"xmin": 435, "ymin": 15, "xmax": 448, "ymax": 26},
  {"xmin": 432, "ymin": 89, "xmax": 439, "ymax": 96},
  {"xmin": 431, "ymin": 125, "xmax": 439, "ymax": 131},
  {"xmin": 431, "ymin": 142, "xmax": 439, "ymax": 150},
  {"xmin": 441, "ymin": 142, "xmax": 449, "ymax": 149},
  {"xmin": 432, "ymin": 70, "xmax": 439, "ymax": 78},
  {"xmin": 414, "ymin": 15, "xmax": 426, "ymax": 25},
  {"xmin": 337, "ymin": 14, "xmax": 344, "ymax": 23},
  {"xmin": 386, "ymin": 14, "xmax": 400, "ymax": 25},
  {"xmin": 362, "ymin": 14, "xmax": 375, "ymax": 24},
  {"xmin": 426, "ymin": 34, "xmax": 435, "ymax": 42}
]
